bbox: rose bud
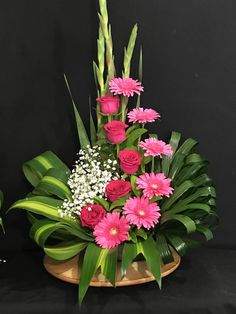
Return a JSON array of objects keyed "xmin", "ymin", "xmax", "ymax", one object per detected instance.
[
  {"xmin": 105, "ymin": 180, "xmax": 132, "ymax": 202},
  {"xmin": 118, "ymin": 150, "xmax": 142, "ymax": 174},
  {"xmin": 80, "ymin": 204, "xmax": 106, "ymax": 229},
  {"xmin": 96, "ymin": 95, "xmax": 120, "ymax": 115},
  {"xmin": 103, "ymin": 120, "xmax": 128, "ymax": 144}
]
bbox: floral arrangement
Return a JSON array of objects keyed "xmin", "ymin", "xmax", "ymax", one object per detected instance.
[{"xmin": 10, "ymin": 0, "xmax": 218, "ymax": 304}]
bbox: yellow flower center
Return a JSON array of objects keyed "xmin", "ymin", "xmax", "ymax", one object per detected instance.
[
  {"xmin": 110, "ymin": 228, "xmax": 118, "ymax": 235},
  {"xmin": 139, "ymin": 210, "xmax": 145, "ymax": 216},
  {"xmin": 151, "ymin": 183, "xmax": 158, "ymax": 189}
]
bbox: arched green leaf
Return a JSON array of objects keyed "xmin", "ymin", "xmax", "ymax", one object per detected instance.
[
  {"xmin": 45, "ymin": 241, "xmax": 87, "ymax": 261},
  {"xmin": 23, "ymin": 151, "xmax": 70, "ymax": 187},
  {"xmin": 9, "ymin": 196, "xmax": 63, "ymax": 221}
]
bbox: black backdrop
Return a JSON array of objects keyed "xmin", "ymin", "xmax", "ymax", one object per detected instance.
[{"xmin": 0, "ymin": 0, "xmax": 236, "ymax": 253}]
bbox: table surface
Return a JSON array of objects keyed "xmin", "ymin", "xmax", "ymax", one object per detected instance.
[{"xmin": 0, "ymin": 247, "xmax": 236, "ymax": 314}]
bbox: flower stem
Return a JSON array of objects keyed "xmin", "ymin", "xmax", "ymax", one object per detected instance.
[
  {"xmin": 121, "ymin": 96, "xmax": 128, "ymax": 121},
  {"xmin": 116, "ymin": 144, "xmax": 120, "ymax": 157},
  {"xmin": 108, "ymin": 115, "xmax": 112, "ymax": 122},
  {"xmin": 138, "ymin": 123, "xmax": 145, "ymax": 151},
  {"xmin": 151, "ymin": 157, "xmax": 155, "ymax": 173},
  {"xmin": 141, "ymin": 163, "xmax": 145, "ymax": 173}
]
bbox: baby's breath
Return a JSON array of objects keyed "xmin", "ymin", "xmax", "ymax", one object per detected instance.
[{"xmin": 59, "ymin": 145, "xmax": 119, "ymax": 218}]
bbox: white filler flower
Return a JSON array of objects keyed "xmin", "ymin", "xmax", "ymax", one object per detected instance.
[{"xmin": 59, "ymin": 145, "xmax": 119, "ymax": 218}]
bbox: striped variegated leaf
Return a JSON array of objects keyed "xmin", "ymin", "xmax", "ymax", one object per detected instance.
[
  {"xmin": 44, "ymin": 241, "xmax": 87, "ymax": 261},
  {"xmin": 9, "ymin": 196, "xmax": 63, "ymax": 221},
  {"xmin": 35, "ymin": 172, "xmax": 72, "ymax": 201},
  {"xmin": 23, "ymin": 151, "xmax": 70, "ymax": 187}
]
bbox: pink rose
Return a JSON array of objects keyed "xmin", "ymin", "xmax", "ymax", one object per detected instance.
[
  {"xmin": 105, "ymin": 180, "xmax": 132, "ymax": 202},
  {"xmin": 96, "ymin": 95, "xmax": 120, "ymax": 115},
  {"xmin": 80, "ymin": 204, "xmax": 106, "ymax": 229},
  {"xmin": 103, "ymin": 121, "xmax": 128, "ymax": 144},
  {"xmin": 118, "ymin": 150, "xmax": 142, "ymax": 174}
]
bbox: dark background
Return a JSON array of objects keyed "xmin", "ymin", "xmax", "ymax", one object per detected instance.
[{"xmin": 0, "ymin": 0, "xmax": 236, "ymax": 252}]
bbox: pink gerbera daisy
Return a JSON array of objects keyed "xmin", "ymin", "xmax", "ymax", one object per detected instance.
[
  {"xmin": 93, "ymin": 212, "xmax": 130, "ymax": 249},
  {"xmin": 109, "ymin": 78, "xmax": 144, "ymax": 97},
  {"xmin": 138, "ymin": 138, "xmax": 173, "ymax": 157},
  {"xmin": 137, "ymin": 173, "xmax": 174, "ymax": 199},
  {"xmin": 128, "ymin": 108, "xmax": 160, "ymax": 124},
  {"xmin": 123, "ymin": 196, "xmax": 161, "ymax": 229}
]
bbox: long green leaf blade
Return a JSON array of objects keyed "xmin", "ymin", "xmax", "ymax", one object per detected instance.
[
  {"xmin": 64, "ymin": 74, "xmax": 90, "ymax": 148},
  {"xmin": 138, "ymin": 237, "xmax": 161, "ymax": 288},
  {"xmin": 9, "ymin": 196, "xmax": 63, "ymax": 221},
  {"xmin": 161, "ymin": 180, "xmax": 195, "ymax": 212},
  {"xmin": 121, "ymin": 242, "xmax": 138, "ymax": 276},
  {"xmin": 79, "ymin": 243, "xmax": 108, "ymax": 304},
  {"xmin": 162, "ymin": 131, "xmax": 181, "ymax": 176},
  {"xmin": 123, "ymin": 24, "xmax": 138, "ymax": 78},
  {"xmin": 101, "ymin": 248, "xmax": 118, "ymax": 286}
]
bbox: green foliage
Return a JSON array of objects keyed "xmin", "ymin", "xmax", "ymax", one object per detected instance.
[
  {"xmin": 130, "ymin": 175, "xmax": 141, "ymax": 196},
  {"xmin": 156, "ymin": 131, "xmax": 218, "ymax": 261},
  {"xmin": 101, "ymin": 248, "xmax": 118, "ymax": 286},
  {"xmin": 123, "ymin": 24, "xmax": 138, "ymax": 78},
  {"xmin": 123, "ymin": 128, "xmax": 147, "ymax": 147},
  {"xmin": 79, "ymin": 243, "xmax": 109, "ymax": 304},
  {"xmin": 9, "ymin": 196, "xmax": 63, "ymax": 221},
  {"xmin": 90, "ymin": 105, "xmax": 97, "ymax": 146},
  {"xmin": 64, "ymin": 74, "xmax": 91, "ymax": 149},
  {"xmin": 93, "ymin": 196, "xmax": 110, "ymax": 211},
  {"xmin": 44, "ymin": 241, "xmax": 87, "ymax": 261},
  {"xmin": 23, "ymin": 151, "xmax": 70, "ymax": 187},
  {"xmin": 35, "ymin": 169, "xmax": 72, "ymax": 201},
  {"xmin": 109, "ymin": 194, "xmax": 130, "ymax": 210},
  {"xmin": 122, "ymin": 237, "xmax": 161, "ymax": 287},
  {"xmin": 136, "ymin": 47, "xmax": 143, "ymax": 108}
]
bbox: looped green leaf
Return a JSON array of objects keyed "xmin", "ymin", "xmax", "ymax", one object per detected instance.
[
  {"xmin": 35, "ymin": 170, "xmax": 72, "ymax": 201},
  {"xmin": 45, "ymin": 241, "xmax": 87, "ymax": 261},
  {"xmin": 156, "ymin": 234, "xmax": 174, "ymax": 264},
  {"xmin": 23, "ymin": 151, "xmax": 70, "ymax": 187},
  {"xmin": 196, "ymin": 224, "xmax": 213, "ymax": 241},
  {"xmin": 162, "ymin": 214, "xmax": 196, "ymax": 234},
  {"xmin": 165, "ymin": 233, "xmax": 188, "ymax": 257}
]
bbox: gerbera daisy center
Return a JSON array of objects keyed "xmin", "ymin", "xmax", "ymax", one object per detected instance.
[
  {"xmin": 138, "ymin": 209, "xmax": 145, "ymax": 216},
  {"xmin": 109, "ymin": 227, "xmax": 118, "ymax": 235},
  {"xmin": 151, "ymin": 183, "xmax": 159, "ymax": 189}
]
